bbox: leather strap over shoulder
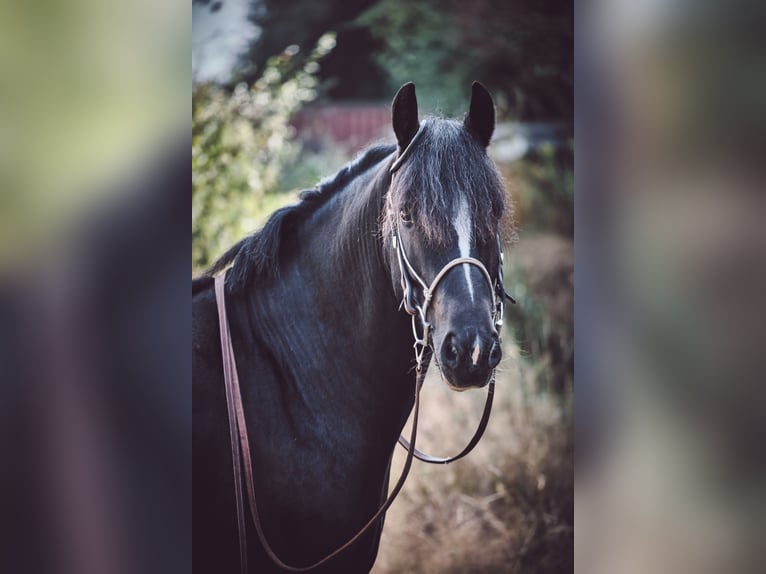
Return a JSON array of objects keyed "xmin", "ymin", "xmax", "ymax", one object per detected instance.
[
  {"xmin": 215, "ymin": 274, "xmax": 249, "ymax": 573},
  {"xmin": 214, "ymin": 271, "xmax": 426, "ymax": 572}
]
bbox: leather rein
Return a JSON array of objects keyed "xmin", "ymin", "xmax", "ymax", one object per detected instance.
[
  {"xmin": 214, "ymin": 140, "xmax": 512, "ymax": 572},
  {"xmin": 215, "ymin": 273, "xmax": 424, "ymax": 573}
]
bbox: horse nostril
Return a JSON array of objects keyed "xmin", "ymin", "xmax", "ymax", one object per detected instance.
[
  {"xmin": 441, "ymin": 333, "xmax": 460, "ymax": 368},
  {"xmin": 488, "ymin": 338, "xmax": 502, "ymax": 369}
]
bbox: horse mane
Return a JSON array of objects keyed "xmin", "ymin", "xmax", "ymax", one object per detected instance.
[
  {"xmin": 383, "ymin": 118, "xmax": 507, "ymax": 245},
  {"xmin": 206, "ymin": 144, "xmax": 396, "ymax": 291}
]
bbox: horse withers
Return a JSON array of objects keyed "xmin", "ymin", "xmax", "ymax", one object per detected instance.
[{"xmin": 193, "ymin": 82, "xmax": 509, "ymax": 573}]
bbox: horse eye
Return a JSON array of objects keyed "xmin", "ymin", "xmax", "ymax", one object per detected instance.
[{"xmin": 399, "ymin": 210, "xmax": 413, "ymax": 225}]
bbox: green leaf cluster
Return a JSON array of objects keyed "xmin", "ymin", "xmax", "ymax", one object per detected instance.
[{"xmin": 192, "ymin": 34, "xmax": 336, "ymax": 271}]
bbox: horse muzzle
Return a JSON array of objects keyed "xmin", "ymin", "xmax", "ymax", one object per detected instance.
[{"xmin": 438, "ymin": 326, "xmax": 501, "ymax": 390}]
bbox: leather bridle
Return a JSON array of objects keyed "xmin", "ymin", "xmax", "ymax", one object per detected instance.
[
  {"xmin": 387, "ymin": 172, "xmax": 512, "ymax": 464},
  {"xmin": 213, "ymin": 136, "xmax": 515, "ymax": 572}
]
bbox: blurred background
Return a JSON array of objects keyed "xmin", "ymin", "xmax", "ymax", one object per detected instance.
[
  {"xmin": 577, "ymin": 2, "xmax": 766, "ymax": 573},
  {"xmin": 193, "ymin": 1, "xmax": 573, "ymax": 572}
]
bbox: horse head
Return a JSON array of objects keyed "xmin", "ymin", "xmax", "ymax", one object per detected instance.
[{"xmin": 386, "ymin": 82, "xmax": 507, "ymax": 390}]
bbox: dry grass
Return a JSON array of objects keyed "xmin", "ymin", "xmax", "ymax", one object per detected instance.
[{"xmin": 372, "ymin": 339, "xmax": 573, "ymax": 574}]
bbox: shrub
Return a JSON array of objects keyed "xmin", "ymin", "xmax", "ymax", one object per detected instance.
[{"xmin": 192, "ymin": 33, "xmax": 336, "ymax": 271}]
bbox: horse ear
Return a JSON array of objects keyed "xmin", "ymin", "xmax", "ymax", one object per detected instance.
[
  {"xmin": 392, "ymin": 82, "xmax": 420, "ymax": 150},
  {"xmin": 464, "ymin": 81, "xmax": 495, "ymax": 148}
]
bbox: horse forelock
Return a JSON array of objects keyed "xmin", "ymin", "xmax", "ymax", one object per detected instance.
[{"xmin": 383, "ymin": 118, "xmax": 506, "ymax": 246}]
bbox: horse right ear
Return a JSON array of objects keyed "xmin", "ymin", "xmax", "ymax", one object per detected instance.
[
  {"xmin": 392, "ymin": 82, "xmax": 420, "ymax": 150},
  {"xmin": 464, "ymin": 81, "xmax": 495, "ymax": 148}
]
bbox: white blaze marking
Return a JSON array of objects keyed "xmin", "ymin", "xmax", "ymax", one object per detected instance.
[
  {"xmin": 454, "ymin": 198, "xmax": 475, "ymax": 302},
  {"xmin": 471, "ymin": 335, "xmax": 481, "ymax": 366}
]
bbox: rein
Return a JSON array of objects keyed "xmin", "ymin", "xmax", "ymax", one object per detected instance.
[{"xmin": 215, "ymin": 273, "xmax": 427, "ymax": 573}]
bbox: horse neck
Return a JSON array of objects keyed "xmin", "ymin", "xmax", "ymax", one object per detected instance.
[{"xmin": 234, "ymin": 159, "xmax": 415, "ymax": 444}]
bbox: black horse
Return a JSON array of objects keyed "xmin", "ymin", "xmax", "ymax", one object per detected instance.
[{"xmin": 193, "ymin": 82, "xmax": 508, "ymax": 573}]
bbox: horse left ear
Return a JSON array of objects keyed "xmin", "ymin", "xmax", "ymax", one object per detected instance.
[
  {"xmin": 464, "ymin": 81, "xmax": 495, "ymax": 148},
  {"xmin": 392, "ymin": 82, "xmax": 420, "ymax": 150}
]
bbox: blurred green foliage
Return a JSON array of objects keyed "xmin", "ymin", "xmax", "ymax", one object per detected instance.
[
  {"xmin": 236, "ymin": 0, "xmax": 376, "ymax": 87},
  {"xmin": 500, "ymin": 144, "xmax": 574, "ymax": 393},
  {"xmin": 197, "ymin": 0, "xmax": 571, "ymax": 118},
  {"xmin": 358, "ymin": 0, "xmax": 573, "ymax": 118},
  {"xmin": 505, "ymin": 247, "xmax": 574, "ymax": 395},
  {"xmin": 506, "ymin": 142, "xmax": 574, "ymax": 237},
  {"xmin": 192, "ymin": 34, "xmax": 336, "ymax": 271}
]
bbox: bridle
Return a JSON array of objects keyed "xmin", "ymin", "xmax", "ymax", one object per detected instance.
[
  {"xmin": 213, "ymin": 130, "xmax": 515, "ymax": 572},
  {"xmin": 388, "ymin": 154, "xmax": 513, "ymax": 464},
  {"xmin": 389, "ymin": 196, "xmax": 509, "ymax": 368}
]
